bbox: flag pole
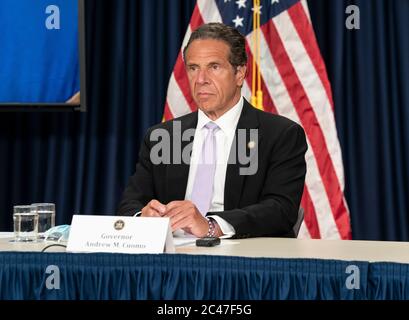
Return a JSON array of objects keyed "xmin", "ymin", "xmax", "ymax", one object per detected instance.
[
  {"xmin": 251, "ymin": 0, "xmax": 263, "ymax": 110},
  {"xmin": 256, "ymin": 0, "xmax": 263, "ymax": 110},
  {"xmin": 251, "ymin": 0, "xmax": 257, "ymax": 107}
]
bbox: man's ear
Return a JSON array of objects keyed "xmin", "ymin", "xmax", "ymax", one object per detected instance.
[{"xmin": 236, "ymin": 65, "xmax": 247, "ymax": 87}]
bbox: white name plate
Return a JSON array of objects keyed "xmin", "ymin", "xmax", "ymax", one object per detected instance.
[{"xmin": 66, "ymin": 215, "xmax": 174, "ymax": 254}]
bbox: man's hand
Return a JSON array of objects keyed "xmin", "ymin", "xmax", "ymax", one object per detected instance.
[
  {"xmin": 141, "ymin": 200, "xmax": 166, "ymax": 217},
  {"xmin": 164, "ymin": 200, "xmax": 208, "ymax": 237},
  {"xmin": 66, "ymin": 91, "xmax": 80, "ymax": 104}
]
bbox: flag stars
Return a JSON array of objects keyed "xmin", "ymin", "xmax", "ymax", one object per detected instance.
[
  {"xmin": 236, "ymin": 0, "xmax": 247, "ymax": 9},
  {"xmin": 271, "ymin": 0, "xmax": 280, "ymax": 4},
  {"xmin": 232, "ymin": 15, "xmax": 244, "ymax": 28}
]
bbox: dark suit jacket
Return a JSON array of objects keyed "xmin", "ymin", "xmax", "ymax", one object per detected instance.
[{"xmin": 117, "ymin": 99, "xmax": 308, "ymax": 238}]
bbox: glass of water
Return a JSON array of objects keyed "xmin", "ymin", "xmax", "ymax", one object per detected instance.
[
  {"xmin": 13, "ymin": 205, "xmax": 39, "ymax": 242},
  {"xmin": 31, "ymin": 203, "xmax": 56, "ymax": 239}
]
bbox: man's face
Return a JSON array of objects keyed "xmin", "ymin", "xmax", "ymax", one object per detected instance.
[{"xmin": 185, "ymin": 39, "xmax": 246, "ymax": 118}]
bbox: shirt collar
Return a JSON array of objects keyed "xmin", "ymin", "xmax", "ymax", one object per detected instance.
[{"xmin": 196, "ymin": 96, "xmax": 244, "ymax": 133}]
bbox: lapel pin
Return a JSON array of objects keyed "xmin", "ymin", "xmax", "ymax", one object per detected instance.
[{"xmin": 247, "ymin": 141, "xmax": 256, "ymax": 149}]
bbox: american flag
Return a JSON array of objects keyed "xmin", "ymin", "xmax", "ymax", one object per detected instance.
[{"xmin": 164, "ymin": 0, "xmax": 352, "ymax": 239}]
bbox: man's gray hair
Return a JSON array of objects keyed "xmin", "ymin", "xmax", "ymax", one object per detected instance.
[{"xmin": 183, "ymin": 23, "xmax": 248, "ymax": 70}]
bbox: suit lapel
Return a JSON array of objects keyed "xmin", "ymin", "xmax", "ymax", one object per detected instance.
[
  {"xmin": 166, "ymin": 112, "xmax": 198, "ymax": 202},
  {"xmin": 224, "ymin": 100, "xmax": 261, "ymax": 210}
]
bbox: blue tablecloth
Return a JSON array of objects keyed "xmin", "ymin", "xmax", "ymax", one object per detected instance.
[{"xmin": 1, "ymin": 252, "xmax": 408, "ymax": 300}]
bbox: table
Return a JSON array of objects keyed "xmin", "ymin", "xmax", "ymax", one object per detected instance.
[{"xmin": 1, "ymin": 234, "xmax": 409, "ymax": 299}]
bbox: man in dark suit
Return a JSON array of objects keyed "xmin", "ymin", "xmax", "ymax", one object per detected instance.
[{"xmin": 117, "ymin": 23, "xmax": 307, "ymax": 239}]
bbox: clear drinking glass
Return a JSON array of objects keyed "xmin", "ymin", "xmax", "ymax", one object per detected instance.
[
  {"xmin": 13, "ymin": 205, "xmax": 39, "ymax": 242},
  {"xmin": 31, "ymin": 203, "xmax": 56, "ymax": 239}
]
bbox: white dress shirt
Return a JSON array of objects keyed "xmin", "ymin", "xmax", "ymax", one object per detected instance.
[{"xmin": 184, "ymin": 96, "xmax": 244, "ymax": 238}]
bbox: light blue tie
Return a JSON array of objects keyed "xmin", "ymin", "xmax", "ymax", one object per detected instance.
[{"xmin": 190, "ymin": 122, "xmax": 219, "ymax": 216}]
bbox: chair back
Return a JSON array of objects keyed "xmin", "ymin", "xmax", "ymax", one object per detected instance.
[{"xmin": 293, "ymin": 207, "xmax": 304, "ymax": 237}]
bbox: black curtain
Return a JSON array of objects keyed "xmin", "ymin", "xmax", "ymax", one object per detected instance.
[
  {"xmin": 1, "ymin": 0, "xmax": 408, "ymax": 241},
  {"xmin": 0, "ymin": 0, "xmax": 196, "ymax": 229}
]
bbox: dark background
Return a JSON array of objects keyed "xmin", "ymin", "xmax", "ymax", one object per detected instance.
[{"xmin": 0, "ymin": 0, "xmax": 408, "ymax": 241}]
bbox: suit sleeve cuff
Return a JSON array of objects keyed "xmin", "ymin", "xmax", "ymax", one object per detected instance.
[{"xmin": 208, "ymin": 215, "xmax": 236, "ymax": 239}]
